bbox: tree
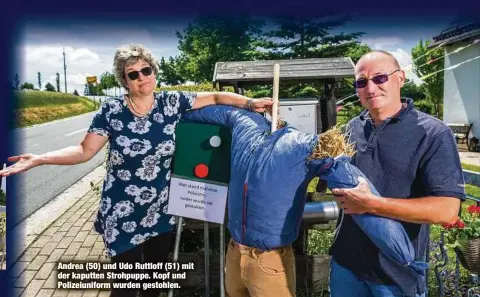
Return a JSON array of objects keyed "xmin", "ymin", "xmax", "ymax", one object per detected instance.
[
  {"xmin": 257, "ymin": 15, "xmax": 365, "ymax": 59},
  {"xmin": 37, "ymin": 72, "xmax": 42, "ymax": 90},
  {"xmin": 45, "ymin": 82, "xmax": 56, "ymax": 92},
  {"xmin": 56, "ymin": 73, "xmax": 61, "ymax": 92},
  {"xmin": 20, "ymin": 82, "xmax": 35, "ymax": 90},
  {"xmin": 255, "ymin": 15, "xmax": 369, "ymax": 99},
  {"xmin": 400, "ymin": 79, "xmax": 425, "ymax": 100},
  {"xmin": 411, "ymin": 39, "xmax": 444, "ymax": 118},
  {"xmin": 73, "ymin": 89, "xmax": 79, "ymax": 96},
  {"xmin": 175, "ymin": 15, "xmax": 265, "ymax": 83},
  {"xmin": 158, "ymin": 57, "xmax": 185, "ymax": 86},
  {"xmin": 14, "ymin": 73, "xmax": 20, "ymax": 90},
  {"xmin": 99, "ymin": 71, "xmax": 118, "ymax": 96}
]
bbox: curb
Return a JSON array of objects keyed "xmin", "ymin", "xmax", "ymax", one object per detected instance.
[{"xmin": 11, "ymin": 165, "xmax": 106, "ymax": 263}]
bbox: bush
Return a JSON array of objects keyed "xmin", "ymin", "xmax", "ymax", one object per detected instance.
[
  {"xmin": 0, "ymin": 190, "xmax": 4, "ymax": 206},
  {"xmin": 413, "ymin": 100, "xmax": 434, "ymax": 115},
  {"xmin": 336, "ymin": 105, "xmax": 363, "ymax": 127}
]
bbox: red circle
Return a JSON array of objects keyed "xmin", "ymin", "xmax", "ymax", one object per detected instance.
[{"xmin": 194, "ymin": 164, "xmax": 209, "ymax": 178}]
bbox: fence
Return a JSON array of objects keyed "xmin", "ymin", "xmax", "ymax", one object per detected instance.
[{"xmin": 428, "ymin": 170, "xmax": 480, "ymax": 297}]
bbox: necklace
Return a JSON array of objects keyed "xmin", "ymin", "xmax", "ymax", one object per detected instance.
[{"xmin": 129, "ymin": 95, "xmax": 154, "ymax": 117}]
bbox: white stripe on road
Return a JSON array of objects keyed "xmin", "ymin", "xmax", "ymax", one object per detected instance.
[{"xmin": 65, "ymin": 128, "xmax": 88, "ymax": 137}]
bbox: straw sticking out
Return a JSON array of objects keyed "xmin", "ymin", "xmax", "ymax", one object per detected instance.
[
  {"xmin": 309, "ymin": 126, "xmax": 356, "ymax": 160},
  {"xmin": 271, "ymin": 64, "xmax": 280, "ymax": 133}
]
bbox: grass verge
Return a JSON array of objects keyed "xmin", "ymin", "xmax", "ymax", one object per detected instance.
[{"xmin": 13, "ymin": 90, "xmax": 98, "ymax": 128}]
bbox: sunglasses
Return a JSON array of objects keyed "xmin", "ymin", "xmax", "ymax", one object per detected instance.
[
  {"xmin": 126, "ymin": 66, "xmax": 153, "ymax": 80},
  {"xmin": 354, "ymin": 69, "xmax": 400, "ymax": 89}
]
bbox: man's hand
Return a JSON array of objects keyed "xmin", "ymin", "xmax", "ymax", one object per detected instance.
[{"xmin": 331, "ymin": 177, "xmax": 383, "ymax": 214}]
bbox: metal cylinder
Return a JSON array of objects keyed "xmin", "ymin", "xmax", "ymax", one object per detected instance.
[
  {"xmin": 204, "ymin": 222, "xmax": 210, "ymax": 297},
  {"xmin": 303, "ymin": 201, "xmax": 339, "ymax": 223},
  {"xmin": 168, "ymin": 216, "xmax": 183, "ymax": 297},
  {"xmin": 220, "ymin": 224, "xmax": 225, "ymax": 297}
]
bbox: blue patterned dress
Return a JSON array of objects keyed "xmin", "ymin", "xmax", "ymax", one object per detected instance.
[{"xmin": 88, "ymin": 91, "xmax": 196, "ymax": 257}]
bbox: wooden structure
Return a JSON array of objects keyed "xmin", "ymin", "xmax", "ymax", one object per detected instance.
[{"xmin": 213, "ymin": 58, "xmax": 355, "ymax": 133}]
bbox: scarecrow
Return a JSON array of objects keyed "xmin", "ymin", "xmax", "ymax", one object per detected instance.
[{"xmin": 182, "ymin": 104, "xmax": 428, "ymax": 281}]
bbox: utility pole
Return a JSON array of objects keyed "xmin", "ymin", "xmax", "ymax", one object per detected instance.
[{"xmin": 63, "ymin": 48, "xmax": 67, "ymax": 93}]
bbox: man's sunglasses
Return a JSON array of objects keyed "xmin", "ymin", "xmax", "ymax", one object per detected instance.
[
  {"xmin": 126, "ymin": 66, "xmax": 153, "ymax": 80},
  {"xmin": 354, "ymin": 69, "xmax": 401, "ymax": 89}
]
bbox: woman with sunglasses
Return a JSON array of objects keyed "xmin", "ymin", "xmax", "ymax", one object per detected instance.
[{"xmin": 0, "ymin": 44, "xmax": 272, "ymax": 297}]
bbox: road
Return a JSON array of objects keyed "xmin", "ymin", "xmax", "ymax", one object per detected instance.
[{"xmin": 14, "ymin": 112, "xmax": 105, "ymax": 225}]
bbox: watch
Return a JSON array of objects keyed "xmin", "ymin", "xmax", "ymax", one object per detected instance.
[{"xmin": 246, "ymin": 99, "xmax": 254, "ymax": 111}]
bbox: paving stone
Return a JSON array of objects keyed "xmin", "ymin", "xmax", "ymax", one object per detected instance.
[
  {"xmin": 43, "ymin": 226, "xmax": 60, "ymax": 236},
  {"xmin": 34, "ymin": 263, "xmax": 57, "ymax": 280},
  {"xmin": 14, "ymin": 270, "xmax": 37, "ymax": 288},
  {"xmin": 47, "ymin": 249, "xmax": 66, "ymax": 263},
  {"xmin": 37, "ymin": 289, "xmax": 55, "ymax": 297},
  {"xmin": 26, "ymin": 255, "xmax": 48, "ymax": 271},
  {"xmin": 73, "ymin": 231, "xmax": 89, "ymax": 242},
  {"xmin": 32, "ymin": 236, "xmax": 52, "ymax": 249},
  {"xmin": 66, "ymin": 227, "xmax": 82, "ymax": 237},
  {"xmin": 20, "ymin": 279, "xmax": 45, "ymax": 297},
  {"xmin": 40, "ymin": 242, "xmax": 60, "ymax": 256},
  {"xmin": 82, "ymin": 235, "xmax": 98, "ymax": 247},
  {"xmin": 74, "ymin": 247, "xmax": 92, "ymax": 261},
  {"xmin": 56, "ymin": 237, "xmax": 74, "ymax": 249}
]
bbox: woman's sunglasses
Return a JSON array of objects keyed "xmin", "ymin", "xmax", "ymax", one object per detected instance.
[
  {"xmin": 126, "ymin": 66, "xmax": 153, "ymax": 80},
  {"xmin": 354, "ymin": 69, "xmax": 400, "ymax": 89}
]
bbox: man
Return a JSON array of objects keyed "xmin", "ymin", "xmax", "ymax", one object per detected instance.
[{"xmin": 329, "ymin": 50, "xmax": 465, "ymax": 297}]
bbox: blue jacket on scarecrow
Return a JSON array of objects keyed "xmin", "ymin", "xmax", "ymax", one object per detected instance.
[{"xmin": 183, "ymin": 105, "xmax": 427, "ymax": 275}]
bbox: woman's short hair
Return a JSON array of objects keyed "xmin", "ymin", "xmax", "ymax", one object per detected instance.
[{"xmin": 113, "ymin": 44, "xmax": 159, "ymax": 90}]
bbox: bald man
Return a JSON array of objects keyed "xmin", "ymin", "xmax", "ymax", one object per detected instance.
[{"xmin": 328, "ymin": 51, "xmax": 465, "ymax": 297}]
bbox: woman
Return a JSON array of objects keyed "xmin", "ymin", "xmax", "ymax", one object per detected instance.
[{"xmin": 0, "ymin": 44, "xmax": 272, "ymax": 297}]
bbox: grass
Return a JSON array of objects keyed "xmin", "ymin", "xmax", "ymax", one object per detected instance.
[
  {"xmin": 13, "ymin": 90, "xmax": 98, "ymax": 128},
  {"xmin": 462, "ymin": 163, "xmax": 480, "ymax": 173}
]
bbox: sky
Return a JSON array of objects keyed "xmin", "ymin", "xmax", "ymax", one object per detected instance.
[{"xmin": 16, "ymin": 13, "xmax": 458, "ymax": 96}]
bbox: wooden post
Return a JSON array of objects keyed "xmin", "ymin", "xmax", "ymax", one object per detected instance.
[{"xmin": 321, "ymin": 78, "xmax": 337, "ymax": 132}]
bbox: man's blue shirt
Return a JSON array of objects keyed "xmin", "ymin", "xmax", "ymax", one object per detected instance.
[{"xmin": 330, "ymin": 98, "xmax": 465, "ymax": 296}]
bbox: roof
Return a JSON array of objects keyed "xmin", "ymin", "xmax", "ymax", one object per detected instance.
[
  {"xmin": 428, "ymin": 20, "xmax": 480, "ymax": 48},
  {"xmin": 212, "ymin": 57, "xmax": 355, "ymax": 86}
]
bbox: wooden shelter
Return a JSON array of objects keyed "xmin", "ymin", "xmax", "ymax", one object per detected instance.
[{"xmin": 213, "ymin": 57, "xmax": 355, "ymax": 133}]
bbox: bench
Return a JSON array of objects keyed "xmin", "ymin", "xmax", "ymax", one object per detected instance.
[{"xmin": 447, "ymin": 123, "xmax": 473, "ymax": 150}]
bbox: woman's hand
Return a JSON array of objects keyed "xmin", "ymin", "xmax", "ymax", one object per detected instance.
[
  {"xmin": 0, "ymin": 153, "xmax": 44, "ymax": 177},
  {"xmin": 250, "ymin": 98, "xmax": 274, "ymax": 113}
]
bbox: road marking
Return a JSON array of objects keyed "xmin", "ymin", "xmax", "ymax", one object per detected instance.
[
  {"xmin": 65, "ymin": 128, "xmax": 88, "ymax": 137},
  {"xmin": 33, "ymin": 144, "xmax": 39, "ymax": 148}
]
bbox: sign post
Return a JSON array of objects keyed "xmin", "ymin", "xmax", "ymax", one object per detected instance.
[
  {"xmin": 86, "ymin": 76, "xmax": 98, "ymax": 107},
  {"xmin": 167, "ymin": 122, "xmax": 231, "ymax": 297}
]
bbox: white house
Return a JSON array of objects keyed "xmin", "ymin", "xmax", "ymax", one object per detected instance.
[{"xmin": 429, "ymin": 20, "xmax": 480, "ymax": 147}]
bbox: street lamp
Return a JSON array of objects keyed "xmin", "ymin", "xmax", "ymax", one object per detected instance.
[{"xmin": 63, "ymin": 48, "xmax": 67, "ymax": 93}]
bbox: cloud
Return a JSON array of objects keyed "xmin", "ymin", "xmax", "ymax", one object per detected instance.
[
  {"xmin": 388, "ymin": 48, "xmax": 423, "ymax": 85},
  {"xmin": 361, "ymin": 37, "xmax": 404, "ymax": 50},
  {"xmin": 20, "ymin": 45, "xmax": 114, "ymax": 95}
]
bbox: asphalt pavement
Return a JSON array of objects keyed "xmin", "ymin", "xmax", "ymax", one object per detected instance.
[{"xmin": 13, "ymin": 112, "xmax": 106, "ymax": 225}]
